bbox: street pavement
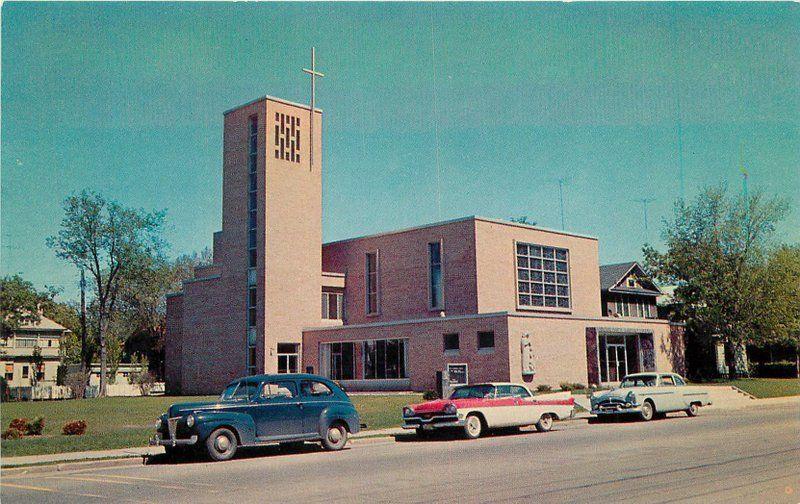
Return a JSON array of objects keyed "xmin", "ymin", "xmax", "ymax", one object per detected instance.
[{"xmin": 1, "ymin": 401, "xmax": 798, "ymax": 503}]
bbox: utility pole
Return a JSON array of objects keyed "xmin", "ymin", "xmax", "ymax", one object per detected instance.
[
  {"xmin": 557, "ymin": 178, "xmax": 567, "ymax": 230},
  {"xmin": 79, "ymin": 268, "xmax": 87, "ymax": 372},
  {"xmin": 634, "ymin": 198, "xmax": 656, "ymax": 235},
  {"xmin": 303, "ymin": 47, "xmax": 324, "ymax": 172}
]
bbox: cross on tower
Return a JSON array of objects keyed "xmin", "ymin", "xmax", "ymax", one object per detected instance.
[{"xmin": 303, "ymin": 47, "xmax": 324, "ymax": 171}]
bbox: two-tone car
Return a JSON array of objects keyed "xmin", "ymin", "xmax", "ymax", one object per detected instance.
[
  {"xmin": 590, "ymin": 372, "xmax": 711, "ymax": 421},
  {"xmin": 150, "ymin": 373, "xmax": 361, "ymax": 461},
  {"xmin": 402, "ymin": 383, "xmax": 575, "ymax": 439}
]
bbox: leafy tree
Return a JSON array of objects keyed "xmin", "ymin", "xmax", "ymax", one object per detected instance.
[
  {"xmin": 510, "ymin": 216, "xmax": 537, "ymax": 226},
  {"xmin": 0, "ymin": 275, "xmax": 57, "ymax": 337},
  {"xmin": 757, "ymin": 245, "xmax": 800, "ymax": 375},
  {"xmin": 644, "ymin": 185, "xmax": 790, "ymax": 377},
  {"xmin": 47, "ymin": 190, "xmax": 166, "ymax": 396}
]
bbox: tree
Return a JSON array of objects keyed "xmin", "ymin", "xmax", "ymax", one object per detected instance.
[
  {"xmin": 757, "ymin": 245, "xmax": 800, "ymax": 375},
  {"xmin": 510, "ymin": 216, "xmax": 537, "ymax": 226},
  {"xmin": 643, "ymin": 185, "xmax": 790, "ymax": 377},
  {"xmin": 48, "ymin": 190, "xmax": 166, "ymax": 396},
  {"xmin": 28, "ymin": 346, "xmax": 44, "ymax": 390},
  {"xmin": 0, "ymin": 275, "xmax": 57, "ymax": 337}
]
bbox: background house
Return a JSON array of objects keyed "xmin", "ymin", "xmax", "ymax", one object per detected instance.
[{"xmin": 1, "ymin": 315, "xmax": 67, "ymax": 389}]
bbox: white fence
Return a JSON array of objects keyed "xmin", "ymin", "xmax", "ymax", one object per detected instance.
[{"xmin": 6, "ymin": 382, "xmax": 165, "ymax": 401}]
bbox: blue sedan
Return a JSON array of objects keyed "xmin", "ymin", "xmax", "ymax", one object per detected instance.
[{"xmin": 150, "ymin": 374, "xmax": 361, "ymax": 461}]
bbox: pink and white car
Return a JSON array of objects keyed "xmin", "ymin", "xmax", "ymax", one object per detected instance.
[{"xmin": 402, "ymin": 383, "xmax": 575, "ymax": 439}]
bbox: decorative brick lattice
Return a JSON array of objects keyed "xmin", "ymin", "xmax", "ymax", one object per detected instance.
[{"xmin": 274, "ymin": 112, "xmax": 301, "ymax": 163}]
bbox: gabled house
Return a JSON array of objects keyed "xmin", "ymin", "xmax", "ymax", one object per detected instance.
[{"xmin": 600, "ymin": 262, "xmax": 661, "ymax": 319}]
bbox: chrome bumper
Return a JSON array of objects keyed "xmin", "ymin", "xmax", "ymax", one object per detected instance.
[
  {"xmin": 591, "ymin": 404, "xmax": 642, "ymax": 415},
  {"xmin": 402, "ymin": 415, "xmax": 465, "ymax": 430},
  {"xmin": 149, "ymin": 433, "xmax": 198, "ymax": 447}
]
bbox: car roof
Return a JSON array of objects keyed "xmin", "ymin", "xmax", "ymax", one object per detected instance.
[
  {"xmin": 231, "ymin": 373, "xmax": 331, "ymax": 384},
  {"xmin": 455, "ymin": 382, "xmax": 526, "ymax": 387}
]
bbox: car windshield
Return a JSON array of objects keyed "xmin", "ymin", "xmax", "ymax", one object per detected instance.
[
  {"xmin": 620, "ymin": 375, "xmax": 657, "ymax": 388},
  {"xmin": 449, "ymin": 385, "xmax": 495, "ymax": 399},
  {"xmin": 220, "ymin": 383, "xmax": 240, "ymax": 400}
]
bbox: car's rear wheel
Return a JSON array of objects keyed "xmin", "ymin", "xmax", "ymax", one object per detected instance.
[
  {"xmin": 686, "ymin": 403, "xmax": 699, "ymax": 417},
  {"xmin": 321, "ymin": 422, "xmax": 348, "ymax": 451},
  {"xmin": 535, "ymin": 414, "xmax": 554, "ymax": 432},
  {"xmin": 206, "ymin": 428, "xmax": 237, "ymax": 461},
  {"xmin": 463, "ymin": 414, "xmax": 483, "ymax": 439},
  {"xmin": 640, "ymin": 400, "xmax": 655, "ymax": 421}
]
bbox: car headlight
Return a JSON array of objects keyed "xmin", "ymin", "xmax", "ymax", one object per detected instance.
[
  {"xmin": 402, "ymin": 407, "xmax": 415, "ymax": 417},
  {"xmin": 626, "ymin": 391, "xmax": 636, "ymax": 404},
  {"xmin": 155, "ymin": 418, "xmax": 162, "ymax": 430},
  {"xmin": 186, "ymin": 414, "xmax": 195, "ymax": 428},
  {"xmin": 444, "ymin": 403, "xmax": 457, "ymax": 415}
]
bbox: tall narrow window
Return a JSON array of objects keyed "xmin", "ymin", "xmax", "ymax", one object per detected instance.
[
  {"xmin": 428, "ymin": 241, "xmax": 443, "ymax": 310},
  {"xmin": 366, "ymin": 251, "xmax": 379, "ymax": 315},
  {"xmin": 246, "ymin": 115, "xmax": 258, "ymax": 375}
]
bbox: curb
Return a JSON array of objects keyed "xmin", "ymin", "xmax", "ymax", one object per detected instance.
[{"xmin": 1, "ymin": 454, "xmax": 145, "ymax": 475}]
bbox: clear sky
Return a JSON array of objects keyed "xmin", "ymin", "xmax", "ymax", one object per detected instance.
[{"xmin": 2, "ymin": 2, "xmax": 798, "ymax": 300}]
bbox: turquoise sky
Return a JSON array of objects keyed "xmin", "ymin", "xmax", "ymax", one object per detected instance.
[{"xmin": 2, "ymin": 2, "xmax": 798, "ymax": 300}]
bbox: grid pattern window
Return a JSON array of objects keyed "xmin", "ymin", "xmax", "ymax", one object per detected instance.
[
  {"xmin": 277, "ymin": 343, "xmax": 299, "ymax": 374},
  {"xmin": 428, "ymin": 242, "xmax": 443, "ymax": 309},
  {"xmin": 326, "ymin": 342, "xmax": 355, "ymax": 380},
  {"xmin": 16, "ymin": 338, "xmax": 38, "ymax": 348},
  {"xmin": 366, "ymin": 252, "xmax": 379, "ymax": 314},
  {"xmin": 274, "ymin": 112, "xmax": 301, "ymax": 163},
  {"xmin": 246, "ymin": 115, "xmax": 258, "ymax": 375},
  {"xmin": 516, "ymin": 243, "xmax": 571, "ymax": 309},
  {"xmin": 322, "ymin": 292, "xmax": 344, "ymax": 320},
  {"xmin": 363, "ymin": 339, "xmax": 407, "ymax": 379}
]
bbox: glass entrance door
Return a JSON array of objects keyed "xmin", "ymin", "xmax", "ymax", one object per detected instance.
[{"xmin": 606, "ymin": 343, "xmax": 628, "ymax": 382}]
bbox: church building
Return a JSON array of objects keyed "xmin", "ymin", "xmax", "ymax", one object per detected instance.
[{"xmin": 164, "ymin": 93, "xmax": 685, "ymax": 395}]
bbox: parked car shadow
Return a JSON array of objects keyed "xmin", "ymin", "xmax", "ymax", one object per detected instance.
[
  {"xmin": 145, "ymin": 442, "xmax": 335, "ymax": 465},
  {"xmin": 393, "ymin": 426, "xmax": 545, "ymax": 443}
]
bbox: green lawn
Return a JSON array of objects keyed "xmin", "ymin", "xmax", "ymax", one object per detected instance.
[
  {"xmin": 704, "ymin": 378, "xmax": 800, "ymax": 399},
  {"xmin": 0, "ymin": 393, "xmax": 421, "ymax": 458}
]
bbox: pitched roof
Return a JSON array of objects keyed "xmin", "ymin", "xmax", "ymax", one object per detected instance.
[
  {"xmin": 599, "ymin": 262, "xmax": 662, "ymax": 295},
  {"xmin": 18, "ymin": 314, "xmax": 69, "ymax": 332},
  {"xmin": 599, "ymin": 262, "xmax": 638, "ymax": 291}
]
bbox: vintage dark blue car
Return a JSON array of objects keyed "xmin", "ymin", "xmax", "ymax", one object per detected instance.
[{"xmin": 150, "ymin": 374, "xmax": 361, "ymax": 461}]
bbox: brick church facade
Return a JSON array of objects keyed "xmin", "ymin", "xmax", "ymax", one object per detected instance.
[{"xmin": 165, "ymin": 95, "xmax": 684, "ymax": 395}]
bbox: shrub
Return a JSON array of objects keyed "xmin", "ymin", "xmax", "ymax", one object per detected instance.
[
  {"xmin": 62, "ymin": 420, "xmax": 87, "ymax": 436},
  {"xmin": 26, "ymin": 416, "xmax": 45, "ymax": 436},
  {"xmin": 9, "ymin": 418, "xmax": 28, "ymax": 433},
  {"xmin": 1, "ymin": 428, "xmax": 23, "ymax": 440},
  {"xmin": 422, "ymin": 390, "xmax": 439, "ymax": 401},
  {"xmin": 571, "ymin": 383, "xmax": 587, "ymax": 391},
  {"xmin": 559, "ymin": 382, "xmax": 574, "ymax": 391},
  {"xmin": 535, "ymin": 384, "xmax": 552, "ymax": 393},
  {"xmin": 753, "ymin": 361, "xmax": 798, "ymax": 378}
]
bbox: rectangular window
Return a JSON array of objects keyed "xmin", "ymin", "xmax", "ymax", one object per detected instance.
[
  {"xmin": 363, "ymin": 339, "xmax": 407, "ymax": 379},
  {"xmin": 366, "ymin": 252, "xmax": 379, "ymax": 314},
  {"xmin": 22, "ymin": 366, "xmax": 29, "ymax": 378},
  {"xmin": 247, "ymin": 347, "xmax": 257, "ymax": 375},
  {"xmin": 443, "ymin": 333, "xmax": 459, "ymax": 352},
  {"xmin": 277, "ymin": 343, "xmax": 299, "ymax": 374},
  {"xmin": 428, "ymin": 241, "xmax": 443, "ymax": 309},
  {"xmin": 516, "ymin": 243, "xmax": 570, "ymax": 309},
  {"xmin": 477, "ymin": 331, "xmax": 495, "ymax": 350},
  {"xmin": 325, "ymin": 342, "xmax": 355, "ymax": 380},
  {"xmin": 322, "ymin": 292, "xmax": 344, "ymax": 320}
]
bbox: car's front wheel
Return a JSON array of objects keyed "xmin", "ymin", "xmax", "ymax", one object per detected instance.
[
  {"xmin": 206, "ymin": 427, "xmax": 237, "ymax": 461},
  {"xmin": 640, "ymin": 400, "xmax": 655, "ymax": 421},
  {"xmin": 321, "ymin": 422, "xmax": 348, "ymax": 451},
  {"xmin": 686, "ymin": 403, "xmax": 699, "ymax": 417},
  {"xmin": 535, "ymin": 413, "xmax": 554, "ymax": 432},
  {"xmin": 463, "ymin": 414, "xmax": 483, "ymax": 439}
]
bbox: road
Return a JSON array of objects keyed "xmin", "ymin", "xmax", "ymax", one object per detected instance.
[{"xmin": 2, "ymin": 402, "xmax": 798, "ymax": 503}]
